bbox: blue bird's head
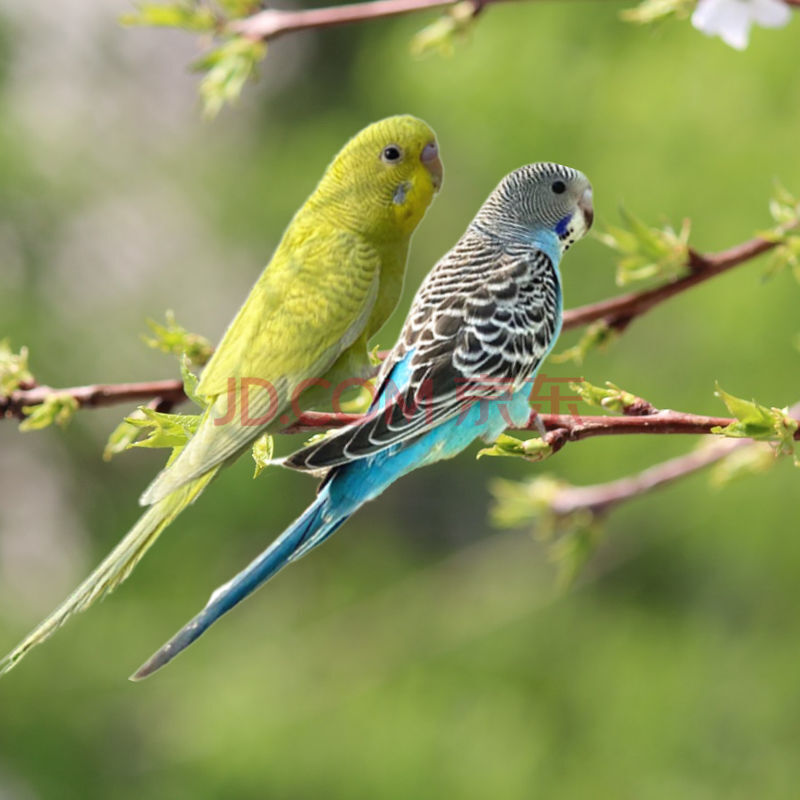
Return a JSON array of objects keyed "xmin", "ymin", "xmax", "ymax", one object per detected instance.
[{"xmin": 475, "ymin": 162, "xmax": 593, "ymax": 255}]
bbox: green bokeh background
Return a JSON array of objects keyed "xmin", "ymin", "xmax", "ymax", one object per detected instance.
[{"xmin": 1, "ymin": 1, "xmax": 800, "ymax": 797}]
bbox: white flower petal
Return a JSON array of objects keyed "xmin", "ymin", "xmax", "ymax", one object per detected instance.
[
  {"xmin": 749, "ymin": 0, "xmax": 792, "ymax": 28},
  {"xmin": 691, "ymin": 0, "xmax": 730, "ymax": 32},
  {"xmin": 718, "ymin": 4, "xmax": 753, "ymax": 49}
]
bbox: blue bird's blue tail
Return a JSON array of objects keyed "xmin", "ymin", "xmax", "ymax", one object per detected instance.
[{"xmin": 131, "ymin": 489, "xmax": 346, "ymax": 680}]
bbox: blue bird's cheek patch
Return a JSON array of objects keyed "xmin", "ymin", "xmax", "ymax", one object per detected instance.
[{"xmin": 555, "ymin": 214, "xmax": 572, "ymax": 238}]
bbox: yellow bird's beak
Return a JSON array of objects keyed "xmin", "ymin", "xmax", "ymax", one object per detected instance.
[{"xmin": 421, "ymin": 140, "xmax": 443, "ymax": 192}]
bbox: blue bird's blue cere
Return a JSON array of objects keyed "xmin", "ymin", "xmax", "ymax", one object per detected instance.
[{"xmin": 131, "ymin": 162, "xmax": 594, "ymax": 680}]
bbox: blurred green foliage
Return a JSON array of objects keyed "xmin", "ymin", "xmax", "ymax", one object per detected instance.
[{"xmin": 1, "ymin": 1, "xmax": 800, "ymax": 798}]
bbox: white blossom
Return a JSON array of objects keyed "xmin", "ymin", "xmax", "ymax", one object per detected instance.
[{"xmin": 691, "ymin": 0, "xmax": 791, "ymax": 49}]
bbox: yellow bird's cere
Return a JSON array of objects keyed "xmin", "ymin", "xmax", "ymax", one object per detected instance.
[{"xmin": 0, "ymin": 115, "xmax": 442, "ymax": 678}]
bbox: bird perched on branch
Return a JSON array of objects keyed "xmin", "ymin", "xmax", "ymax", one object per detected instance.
[
  {"xmin": 132, "ymin": 162, "xmax": 594, "ymax": 680},
  {"xmin": 0, "ymin": 115, "xmax": 443, "ymax": 677}
]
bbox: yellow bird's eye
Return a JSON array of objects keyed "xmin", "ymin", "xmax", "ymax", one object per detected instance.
[{"xmin": 380, "ymin": 144, "xmax": 403, "ymax": 164}]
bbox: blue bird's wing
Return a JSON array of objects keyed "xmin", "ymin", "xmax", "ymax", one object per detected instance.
[{"xmin": 285, "ymin": 244, "xmax": 561, "ymax": 472}]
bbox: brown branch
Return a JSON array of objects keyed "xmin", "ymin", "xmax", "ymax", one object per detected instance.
[
  {"xmin": 7, "ymin": 380, "xmax": 798, "ymax": 449},
  {"xmin": 229, "ymin": 0, "xmax": 503, "ymax": 41},
  {"xmin": 528, "ymin": 411, "xmax": 757, "ymax": 449},
  {"xmin": 1, "ymin": 380, "xmax": 188, "ymax": 421},
  {"xmin": 286, "ymin": 407, "xmax": 800, "ymax": 442},
  {"xmin": 562, "ymin": 232, "xmax": 782, "ymax": 332},
  {"xmin": 549, "ymin": 438, "xmax": 748, "ymax": 516},
  {"xmin": 542, "ymin": 399, "xmax": 800, "ymax": 517}
]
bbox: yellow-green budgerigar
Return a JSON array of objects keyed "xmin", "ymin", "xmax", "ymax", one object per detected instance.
[{"xmin": 0, "ymin": 115, "xmax": 443, "ymax": 677}]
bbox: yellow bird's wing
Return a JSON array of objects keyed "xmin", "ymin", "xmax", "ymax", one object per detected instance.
[{"xmin": 140, "ymin": 229, "xmax": 381, "ymax": 505}]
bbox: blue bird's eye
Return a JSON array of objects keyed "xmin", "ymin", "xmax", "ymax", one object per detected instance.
[{"xmin": 551, "ymin": 180, "xmax": 566, "ymax": 194}]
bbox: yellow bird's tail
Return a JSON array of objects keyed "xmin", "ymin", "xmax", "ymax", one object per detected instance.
[{"xmin": 0, "ymin": 468, "xmax": 218, "ymax": 677}]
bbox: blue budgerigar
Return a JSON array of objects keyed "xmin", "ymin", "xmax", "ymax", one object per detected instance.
[{"xmin": 132, "ymin": 162, "xmax": 594, "ymax": 680}]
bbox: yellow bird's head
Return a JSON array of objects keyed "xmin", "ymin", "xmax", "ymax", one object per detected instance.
[{"xmin": 313, "ymin": 115, "xmax": 443, "ymax": 241}]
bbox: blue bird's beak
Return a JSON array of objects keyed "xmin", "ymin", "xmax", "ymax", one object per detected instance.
[{"xmin": 578, "ymin": 187, "xmax": 594, "ymax": 230}]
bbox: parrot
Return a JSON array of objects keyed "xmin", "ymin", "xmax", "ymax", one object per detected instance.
[
  {"xmin": 131, "ymin": 162, "xmax": 594, "ymax": 680},
  {"xmin": 0, "ymin": 115, "xmax": 443, "ymax": 677}
]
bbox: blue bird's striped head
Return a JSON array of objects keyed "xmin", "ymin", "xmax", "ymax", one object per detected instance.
[{"xmin": 474, "ymin": 162, "xmax": 593, "ymax": 255}]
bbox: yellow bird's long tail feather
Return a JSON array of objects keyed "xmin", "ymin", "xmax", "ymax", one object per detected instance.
[{"xmin": 0, "ymin": 468, "xmax": 218, "ymax": 677}]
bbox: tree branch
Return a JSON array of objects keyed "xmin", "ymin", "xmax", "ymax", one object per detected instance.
[
  {"xmin": 230, "ymin": 0, "xmax": 503, "ymax": 42},
  {"xmin": 562, "ymin": 232, "xmax": 782, "ymax": 332},
  {"xmin": 548, "ymin": 438, "xmax": 748, "ymax": 516},
  {"xmin": 528, "ymin": 410, "xmax": 770, "ymax": 449},
  {"xmin": 229, "ymin": 0, "xmax": 800, "ymax": 42},
  {"xmin": 288, "ymin": 407, "xmax": 800, "ymax": 443},
  {"xmin": 539, "ymin": 398, "xmax": 800, "ymax": 517},
  {"xmin": 6, "ymin": 380, "xmax": 798, "ymax": 450},
  {"xmin": 0, "ymin": 380, "xmax": 188, "ymax": 421}
]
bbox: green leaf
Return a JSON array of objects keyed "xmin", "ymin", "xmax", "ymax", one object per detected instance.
[
  {"xmin": 489, "ymin": 475, "xmax": 567, "ymax": 530},
  {"xmin": 759, "ymin": 182, "xmax": 800, "ymax": 280},
  {"xmin": 550, "ymin": 321, "xmax": 617, "ymax": 366},
  {"xmin": 763, "ymin": 233, "xmax": 800, "ymax": 282},
  {"xmin": 620, "ymin": 0, "xmax": 694, "ymax": 24},
  {"xmin": 478, "ymin": 433, "xmax": 553, "ymax": 463},
  {"xmin": 569, "ymin": 379, "xmax": 641, "ymax": 414},
  {"xmin": 19, "ymin": 394, "xmax": 78, "ymax": 431},
  {"xmin": 180, "ymin": 355, "xmax": 206, "ymax": 408},
  {"xmin": 594, "ymin": 208, "xmax": 691, "ymax": 287},
  {"xmin": 216, "ymin": 0, "xmax": 261, "ymax": 18},
  {"xmin": 252, "ymin": 433, "xmax": 274, "ymax": 478},
  {"xmin": 368, "ymin": 344, "xmax": 385, "ymax": 368},
  {"xmin": 142, "ymin": 310, "xmax": 212, "ymax": 366},
  {"xmin": 768, "ymin": 181, "xmax": 800, "ymax": 226},
  {"xmin": 489, "ymin": 475, "xmax": 602, "ymax": 588},
  {"xmin": 709, "ymin": 442, "xmax": 776, "ymax": 487},
  {"xmin": 126, "ymin": 406, "xmax": 201, "ymax": 450},
  {"xmin": 121, "ymin": 2, "xmax": 217, "ymax": 32},
  {"xmin": 195, "ymin": 38, "xmax": 267, "ymax": 118},
  {"xmin": 0, "ymin": 339, "xmax": 33, "ymax": 395},
  {"xmin": 410, "ymin": 1, "xmax": 476, "ymax": 58},
  {"xmin": 713, "ymin": 383, "xmax": 798, "ymax": 457},
  {"xmin": 103, "ymin": 413, "xmax": 147, "ymax": 461},
  {"xmin": 549, "ymin": 523, "xmax": 603, "ymax": 590}
]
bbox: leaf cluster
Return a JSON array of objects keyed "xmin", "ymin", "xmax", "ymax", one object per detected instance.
[
  {"xmin": 594, "ymin": 208, "xmax": 691, "ymax": 287},
  {"xmin": 0, "ymin": 339, "xmax": 33, "ymax": 395},
  {"xmin": 713, "ymin": 384, "xmax": 798, "ymax": 463}
]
